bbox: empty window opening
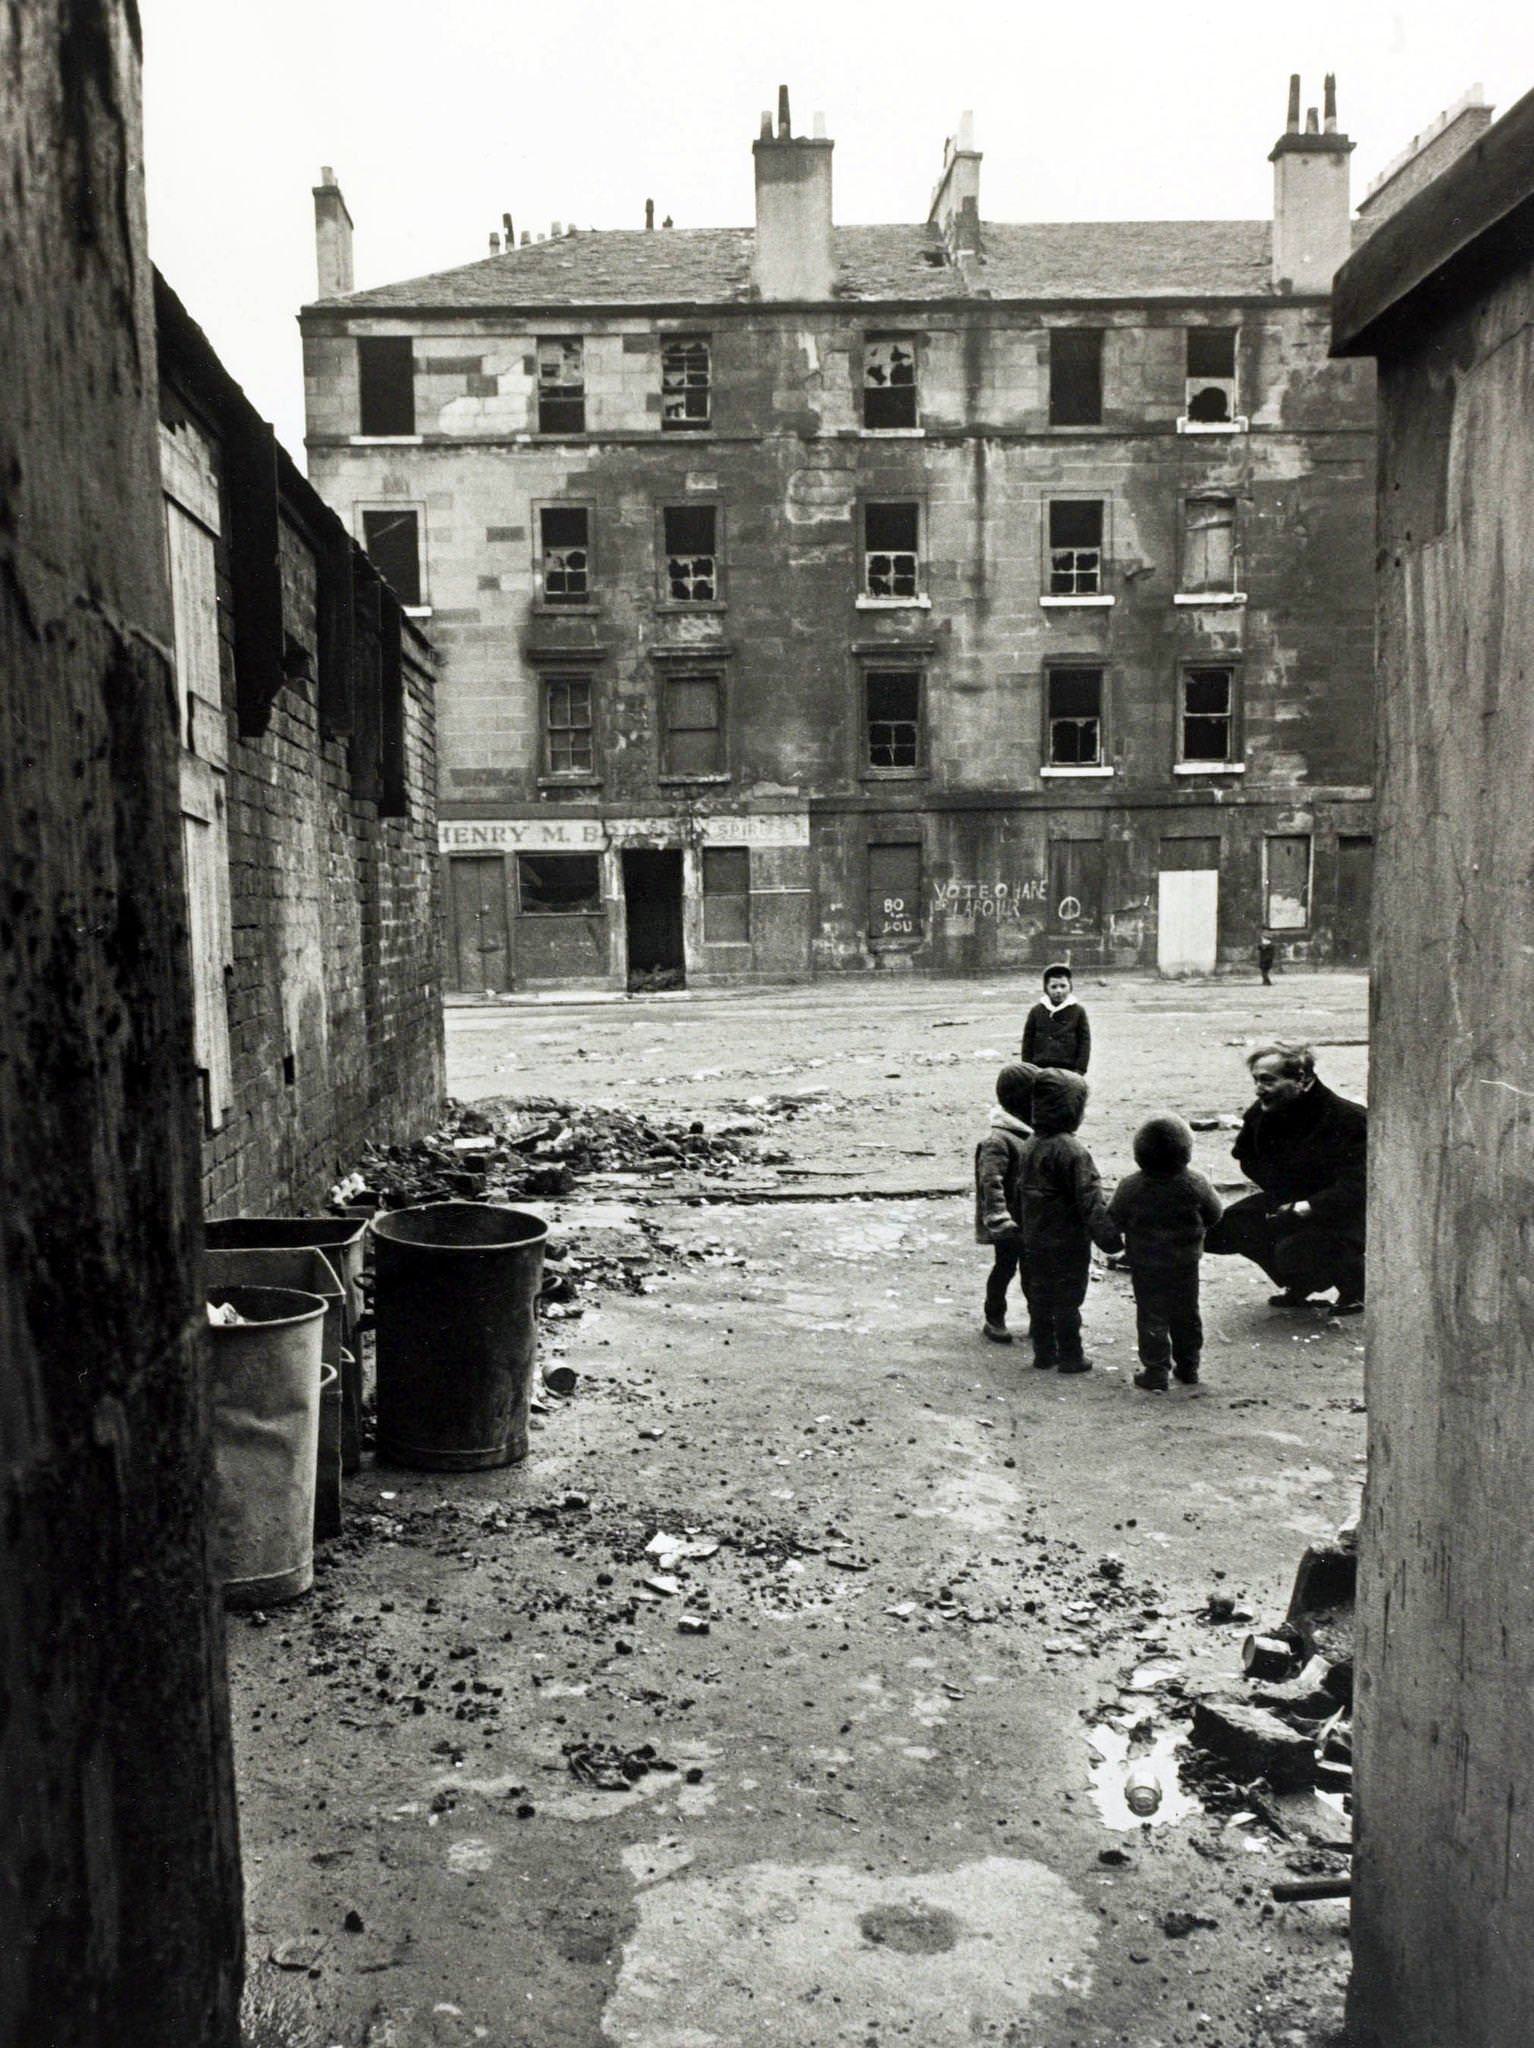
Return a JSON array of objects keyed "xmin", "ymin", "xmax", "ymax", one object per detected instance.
[
  {"xmin": 623, "ymin": 848, "xmax": 685, "ymax": 986},
  {"xmin": 868, "ymin": 841, "xmax": 923, "ymax": 942},
  {"xmin": 866, "ymin": 670, "xmax": 921, "ymax": 769},
  {"xmin": 1049, "ymin": 329, "xmax": 1103, "ymax": 426},
  {"xmin": 702, "ymin": 846, "xmax": 750, "ymax": 944},
  {"xmin": 540, "ymin": 506, "xmax": 590, "ymax": 604},
  {"xmin": 519, "ymin": 852, "xmax": 601, "ymax": 914},
  {"xmin": 663, "ymin": 674, "xmax": 723, "ymax": 776},
  {"xmin": 1048, "ymin": 500, "xmax": 1104, "ymax": 594},
  {"xmin": 864, "ymin": 502, "xmax": 920, "ymax": 598},
  {"xmin": 361, "ymin": 508, "xmax": 421, "ymax": 607},
  {"xmin": 1183, "ymin": 496, "xmax": 1237, "ymax": 593},
  {"xmin": 1046, "ymin": 667, "xmax": 1104, "ymax": 765},
  {"xmin": 661, "ymin": 337, "xmax": 711, "ymax": 430},
  {"xmin": 863, "ymin": 338, "xmax": 917, "ymax": 429},
  {"xmin": 544, "ymin": 675, "xmax": 594, "ymax": 775},
  {"xmin": 663, "ymin": 505, "xmax": 717, "ymax": 602},
  {"xmin": 1181, "ymin": 666, "xmax": 1235, "ymax": 761},
  {"xmin": 1186, "ymin": 328, "xmax": 1238, "ymax": 422},
  {"xmin": 357, "ymin": 336, "xmax": 415, "ymax": 435},
  {"xmin": 537, "ymin": 337, "xmax": 586, "ymax": 434},
  {"xmin": 282, "ymin": 1052, "xmax": 297, "ymax": 1086}
]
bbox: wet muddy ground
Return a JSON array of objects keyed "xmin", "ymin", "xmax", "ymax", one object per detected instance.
[{"xmin": 233, "ymin": 971, "xmax": 1366, "ymax": 2047}]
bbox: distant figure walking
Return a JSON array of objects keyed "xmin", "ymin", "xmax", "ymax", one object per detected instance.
[
  {"xmin": 1021, "ymin": 963, "xmax": 1091, "ymax": 1074},
  {"xmin": 1204, "ymin": 1042, "xmax": 1367, "ymax": 1315},
  {"xmin": 1258, "ymin": 935, "xmax": 1276, "ymax": 986}
]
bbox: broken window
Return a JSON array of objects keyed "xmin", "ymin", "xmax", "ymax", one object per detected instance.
[
  {"xmin": 1186, "ymin": 328, "xmax": 1238, "ymax": 423},
  {"xmin": 661, "ymin": 337, "xmax": 711, "ymax": 431},
  {"xmin": 863, "ymin": 337, "xmax": 917, "ymax": 429},
  {"xmin": 1048, "ymin": 500, "xmax": 1104, "ymax": 595},
  {"xmin": 662, "ymin": 505, "xmax": 718, "ymax": 602},
  {"xmin": 518, "ymin": 852, "xmax": 602, "ymax": 915},
  {"xmin": 663, "ymin": 674, "xmax": 724, "ymax": 776},
  {"xmin": 1182, "ymin": 496, "xmax": 1237, "ymax": 593},
  {"xmin": 540, "ymin": 506, "xmax": 590, "ymax": 604},
  {"xmin": 357, "ymin": 336, "xmax": 415, "ymax": 435},
  {"xmin": 537, "ymin": 337, "xmax": 586, "ymax": 433},
  {"xmin": 865, "ymin": 670, "xmax": 921, "ymax": 770},
  {"xmin": 1049, "ymin": 329, "xmax": 1103, "ymax": 426},
  {"xmin": 1265, "ymin": 834, "xmax": 1311, "ymax": 931},
  {"xmin": 868, "ymin": 842, "xmax": 923, "ymax": 941},
  {"xmin": 702, "ymin": 846, "xmax": 750, "ymax": 943},
  {"xmin": 543, "ymin": 675, "xmax": 594, "ymax": 776},
  {"xmin": 1181, "ymin": 665, "xmax": 1235, "ymax": 762},
  {"xmin": 1048, "ymin": 839, "xmax": 1104, "ymax": 932},
  {"xmin": 1046, "ymin": 667, "xmax": 1104, "ymax": 766},
  {"xmin": 863, "ymin": 502, "xmax": 920, "ymax": 599},
  {"xmin": 361, "ymin": 508, "xmax": 421, "ymax": 607}
]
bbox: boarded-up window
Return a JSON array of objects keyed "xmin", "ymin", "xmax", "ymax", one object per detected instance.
[
  {"xmin": 1046, "ymin": 667, "xmax": 1104, "ymax": 765},
  {"xmin": 869, "ymin": 841, "xmax": 922, "ymax": 941},
  {"xmin": 703, "ymin": 846, "xmax": 750, "ymax": 943},
  {"xmin": 537, "ymin": 337, "xmax": 586, "ymax": 433},
  {"xmin": 544, "ymin": 675, "xmax": 594, "ymax": 776},
  {"xmin": 663, "ymin": 505, "xmax": 717, "ymax": 602},
  {"xmin": 518, "ymin": 852, "xmax": 601, "ymax": 914},
  {"xmin": 540, "ymin": 506, "xmax": 590, "ymax": 604},
  {"xmin": 863, "ymin": 337, "xmax": 917, "ymax": 429},
  {"xmin": 1265, "ymin": 834, "xmax": 1311, "ymax": 931},
  {"xmin": 661, "ymin": 337, "xmax": 710, "ymax": 430},
  {"xmin": 180, "ymin": 764, "xmax": 234, "ymax": 1131},
  {"xmin": 1182, "ymin": 497, "xmax": 1237, "ymax": 593},
  {"xmin": 864, "ymin": 502, "xmax": 920, "ymax": 598},
  {"xmin": 357, "ymin": 336, "xmax": 415, "ymax": 435},
  {"xmin": 1048, "ymin": 839, "xmax": 1104, "ymax": 933},
  {"xmin": 866, "ymin": 670, "xmax": 921, "ymax": 769},
  {"xmin": 1049, "ymin": 329, "xmax": 1103, "ymax": 426},
  {"xmin": 1181, "ymin": 665, "xmax": 1235, "ymax": 761},
  {"xmin": 1048, "ymin": 500, "xmax": 1104, "ymax": 594},
  {"xmin": 663, "ymin": 675, "xmax": 724, "ymax": 776},
  {"xmin": 361, "ymin": 508, "xmax": 421, "ymax": 606}
]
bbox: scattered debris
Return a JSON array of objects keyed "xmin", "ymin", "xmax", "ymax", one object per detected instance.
[
  {"xmin": 563, "ymin": 1739, "xmax": 677, "ymax": 1791},
  {"xmin": 1190, "ymin": 1700, "xmax": 1318, "ymax": 1791}
]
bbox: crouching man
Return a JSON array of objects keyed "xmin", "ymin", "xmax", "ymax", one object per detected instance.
[{"xmin": 1204, "ymin": 1041, "xmax": 1366, "ymax": 1316}]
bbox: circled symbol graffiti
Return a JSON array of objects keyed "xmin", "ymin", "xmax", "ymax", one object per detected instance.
[{"xmin": 1057, "ymin": 895, "xmax": 1082, "ymax": 922}]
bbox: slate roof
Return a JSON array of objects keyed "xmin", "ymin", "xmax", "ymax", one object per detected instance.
[{"xmin": 313, "ymin": 219, "xmax": 1285, "ymax": 313}]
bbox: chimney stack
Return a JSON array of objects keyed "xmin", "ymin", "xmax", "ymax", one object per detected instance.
[
  {"xmin": 1269, "ymin": 74, "xmax": 1354, "ymax": 293},
  {"xmin": 312, "ymin": 166, "xmax": 354, "ymax": 298},
  {"xmin": 752, "ymin": 83, "xmax": 835, "ymax": 299},
  {"xmin": 927, "ymin": 112, "xmax": 983, "ymax": 260}
]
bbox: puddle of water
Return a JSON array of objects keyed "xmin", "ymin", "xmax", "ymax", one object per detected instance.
[{"xmin": 1086, "ymin": 1721, "xmax": 1200, "ymax": 1831}]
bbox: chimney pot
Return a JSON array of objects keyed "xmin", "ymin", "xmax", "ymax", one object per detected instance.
[
  {"xmin": 503, "ymin": 212, "xmax": 514, "ymax": 241},
  {"xmin": 1286, "ymin": 74, "xmax": 1301, "ymax": 131},
  {"xmin": 320, "ymin": 164, "xmax": 335, "ymax": 186},
  {"xmin": 1323, "ymin": 73, "xmax": 1338, "ymax": 132},
  {"xmin": 551, "ymin": 219, "xmax": 561, "ymax": 237},
  {"xmin": 521, "ymin": 230, "xmax": 531, "ymax": 246},
  {"xmin": 812, "ymin": 112, "xmax": 826, "ymax": 139},
  {"xmin": 312, "ymin": 167, "xmax": 354, "ymax": 297},
  {"xmin": 662, "ymin": 214, "xmax": 673, "ymax": 229},
  {"xmin": 645, "ymin": 197, "xmax": 655, "ymax": 229},
  {"xmin": 958, "ymin": 109, "xmax": 975, "ymax": 150},
  {"xmin": 760, "ymin": 110, "xmax": 772, "ymax": 139},
  {"xmin": 489, "ymin": 231, "xmax": 500, "ymax": 254},
  {"xmin": 1306, "ymin": 106, "xmax": 1319, "ymax": 133},
  {"xmin": 777, "ymin": 84, "xmax": 791, "ymax": 139}
]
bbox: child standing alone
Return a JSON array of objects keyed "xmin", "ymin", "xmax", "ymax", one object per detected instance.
[
  {"xmin": 1022, "ymin": 964, "xmax": 1091, "ymax": 1074},
  {"xmin": 1107, "ymin": 1115, "xmax": 1224, "ymax": 1391},
  {"xmin": 974, "ymin": 1062, "xmax": 1040, "ymax": 1344},
  {"xmin": 1016, "ymin": 1070, "xmax": 1121, "ymax": 1373}
]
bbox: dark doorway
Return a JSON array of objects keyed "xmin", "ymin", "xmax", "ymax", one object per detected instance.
[
  {"xmin": 449, "ymin": 855, "xmax": 511, "ymax": 992},
  {"xmin": 623, "ymin": 848, "xmax": 685, "ymax": 990},
  {"xmin": 1335, "ymin": 835, "xmax": 1374, "ymax": 966}
]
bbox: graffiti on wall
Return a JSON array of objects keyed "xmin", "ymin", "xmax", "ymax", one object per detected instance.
[{"xmin": 932, "ymin": 878, "xmax": 1049, "ymax": 924}]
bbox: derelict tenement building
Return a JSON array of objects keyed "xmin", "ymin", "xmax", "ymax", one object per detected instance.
[{"xmin": 300, "ymin": 78, "xmax": 1384, "ymax": 992}]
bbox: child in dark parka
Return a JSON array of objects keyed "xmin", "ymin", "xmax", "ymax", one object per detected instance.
[
  {"xmin": 1016, "ymin": 1069, "xmax": 1122, "ymax": 1372},
  {"xmin": 1107, "ymin": 1114, "xmax": 1223, "ymax": 1391},
  {"xmin": 1021, "ymin": 963, "xmax": 1091, "ymax": 1074},
  {"xmin": 974, "ymin": 1062, "xmax": 1041, "ymax": 1343}
]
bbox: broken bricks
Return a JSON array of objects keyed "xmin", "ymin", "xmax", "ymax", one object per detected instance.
[{"xmin": 1190, "ymin": 1699, "xmax": 1318, "ymax": 1791}]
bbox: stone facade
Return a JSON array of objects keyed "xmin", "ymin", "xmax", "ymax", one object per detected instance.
[
  {"xmin": 1333, "ymin": 85, "xmax": 1534, "ymax": 2048},
  {"xmin": 159, "ymin": 279, "xmax": 445, "ymax": 1214},
  {"xmin": 302, "ymin": 84, "xmax": 1377, "ymax": 992}
]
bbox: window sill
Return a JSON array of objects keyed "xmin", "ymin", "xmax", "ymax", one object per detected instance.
[
  {"xmin": 658, "ymin": 773, "xmax": 731, "ymax": 787},
  {"xmin": 1173, "ymin": 592, "xmax": 1247, "ymax": 608},
  {"xmin": 1177, "ymin": 417, "xmax": 1250, "ymax": 436},
  {"xmin": 654, "ymin": 600, "xmax": 728, "ymax": 616},
  {"xmin": 537, "ymin": 775, "xmax": 603, "ymax": 791},
  {"xmin": 532, "ymin": 601, "xmax": 599, "ymax": 617},
  {"xmin": 660, "ymin": 424, "xmax": 714, "ymax": 436},
  {"xmin": 348, "ymin": 434, "xmax": 423, "ymax": 446},
  {"xmin": 403, "ymin": 604, "xmax": 434, "ymax": 620},
  {"xmin": 855, "ymin": 595, "xmax": 932, "ymax": 611},
  {"xmin": 858, "ymin": 426, "xmax": 925, "ymax": 438},
  {"xmin": 1040, "ymin": 594, "xmax": 1115, "ymax": 609},
  {"xmin": 1040, "ymin": 764, "xmax": 1115, "ymax": 779},
  {"xmin": 859, "ymin": 768, "xmax": 929, "ymax": 783},
  {"xmin": 1174, "ymin": 761, "xmax": 1246, "ymax": 776}
]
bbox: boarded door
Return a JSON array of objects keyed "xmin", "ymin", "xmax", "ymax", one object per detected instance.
[
  {"xmin": 450, "ymin": 856, "xmax": 511, "ymax": 992},
  {"xmin": 1157, "ymin": 870, "xmax": 1219, "ymax": 974},
  {"xmin": 1048, "ymin": 839, "xmax": 1104, "ymax": 935},
  {"xmin": 1335, "ymin": 835, "xmax": 1374, "ymax": 966},
  {"xmin": 868, "ymin": 842, "xmax": 922, "ymax": 942}
]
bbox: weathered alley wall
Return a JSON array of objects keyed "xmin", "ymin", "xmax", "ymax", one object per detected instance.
[{"xmin": 0, "ymin": 5, "xmax": 243, "ymax": 2040}]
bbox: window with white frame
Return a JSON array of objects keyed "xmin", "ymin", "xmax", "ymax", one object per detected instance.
[
  {"xmin": 1048, "ymin": 500, "xmax": 1105, "ymax": 594},
  {"xmin": 1045, "ymin": 666, "xmax": 1104, "ymax": 766},
  {"xmin": 1180, "ymin": 664, "xmax": 1236, "ymax": 762},
  {"xmin": 1185, "ymin": 328, "xmax": 1238, "ymax": 423},
  {"xmin": 536, "ymin": 337, "xmax": 585, "ymax": 433},
  {"xmin": 543, "ymin": 674, "xmax": 594, "ymax": 776},
  {"xmin": 863, "ymin": 337, "xmax": 917, "ymax": 429},
  {"xmin": 863, "ymin": 502, "xmax": 921, "ymax": 599}
]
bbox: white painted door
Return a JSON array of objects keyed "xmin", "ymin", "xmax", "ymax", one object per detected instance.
[{"xmin": 1157, "ymin": 869, "xmax": 1219, "ymax": 975}]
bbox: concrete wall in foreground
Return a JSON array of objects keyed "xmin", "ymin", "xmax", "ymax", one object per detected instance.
[
  {"xmin": 1349, "ymin": 258, "xmax": 1534, "ymax": 2048},
  {"xmin": 0, "ymin": 4, "xmax": 243, "ymax": 2037}
]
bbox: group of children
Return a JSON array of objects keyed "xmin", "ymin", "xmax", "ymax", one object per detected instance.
[{"xmin": 975, "ymin": 963, "xmax": 1223, "ymax": 1392}]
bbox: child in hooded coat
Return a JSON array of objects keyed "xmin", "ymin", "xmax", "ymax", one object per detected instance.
[
  {"xmin": 973, "ymin": 1062, "xmax": 1041, "ymax": 1344},
  {"xmin": 1107, "ymin": 1114, "xmax": 1223, "ymax": 1391},
  {"xmin": 1016, "ymin": 1069, "xmax": 1122, "ymax": 1372}
]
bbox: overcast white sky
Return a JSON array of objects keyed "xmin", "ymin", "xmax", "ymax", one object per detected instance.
[{"xmin": 139, "ymin": 0, "xmax": 1533, "ymax": 458}]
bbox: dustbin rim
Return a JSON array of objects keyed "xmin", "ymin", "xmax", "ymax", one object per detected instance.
[
  {"xmin": 370, "ymin": 1200, "xmax": 549, "ymax": 1253},
  {"xmin": 206, "ymin": 1284, "xmax": 330, "ymax": 1329}
]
